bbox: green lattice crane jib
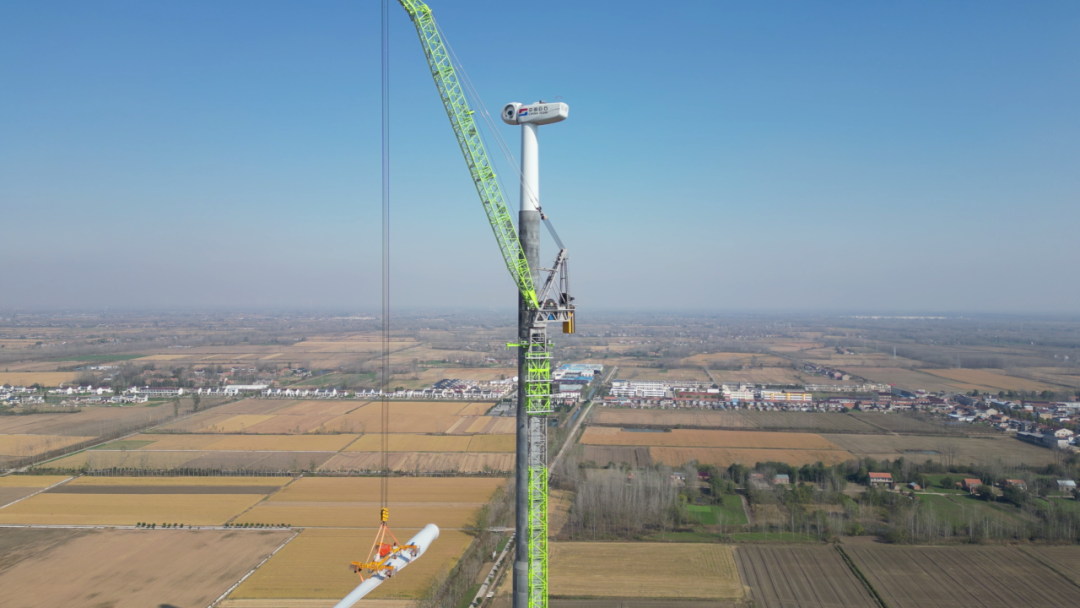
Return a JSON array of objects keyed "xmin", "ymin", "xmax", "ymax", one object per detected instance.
[
  {"xmin": 397, "ymin": 0, "xmax": 539, "ymax": 310},
  {"xmin": 397, "ymin": 3, "xmax": 550, "ymax": 608}
]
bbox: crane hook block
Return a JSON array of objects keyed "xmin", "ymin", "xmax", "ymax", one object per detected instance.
[
  {"xmin": 380, "ymin": 508, "xmax": 389, "ymax": 523},
  {"xmin": 563, "ymin": 312, "xmax": 575, "ymax": 335}
]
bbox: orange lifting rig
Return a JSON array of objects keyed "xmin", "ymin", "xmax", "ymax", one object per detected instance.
[{"xmin": 350, "ymin": 508, "xmax": 419, "ymax": 581}]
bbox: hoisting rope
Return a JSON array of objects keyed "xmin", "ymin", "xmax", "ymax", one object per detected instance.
[
  {"xmin": 349, "ymin": 4, "xmax": 414, "ymax": 579},
  {"xmin": 380, "ymin": 0, "xmax": 391, "ymax": 513}
]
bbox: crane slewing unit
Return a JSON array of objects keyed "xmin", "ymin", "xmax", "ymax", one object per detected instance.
[{"xmin": 396, "ymin": 3, "xmax": 574, "ymax": 608}]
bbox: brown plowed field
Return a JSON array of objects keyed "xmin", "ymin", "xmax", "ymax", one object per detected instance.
[
  {"xmin": 735, "ymin": 545, "xmax": 876, "ymax": 608},
  {"xmin": 846, "ymin": 545, "xmax": 1078, "ymax": 607},
  {"xmin": 41, "ymin": 449, "xmax": 337, "ymax": 472},
  {"xmin": 590, "ymin": 409, "xmax": 879, "ymax": 433},
  {"xmin": 1024, "ymin": 546, "xmax": 1080, "ymax": 586},
  {"xmin": 581, "ymin": 428, "xmax": 845, "ymax": 451},
  {"xmin": 581, "ymin": 446, "xmax": 653, "ymax": 467},
  {"xmin": 549, "ymin": 542, "xmax": 743, "ymax": 600},
  {"xmin": 246, "ymin": 414, "xmax": 341, "ymax": 434},
  {"xmin": 230, "ymin": 528, "xmax": 473, "ymax": 600},
  {"xmin": 321, "ymin": 412, "xmax": 462, "ymax": 434},
  {"xmin": 347, "ymin": 434, "xmax": 472, "ymax": 452},
  {"xmin": 923, "ymin": 369, "xmax": 1058, "ymax": 392},
  {"xmin": 650, "ymin": 447, "xmax": 853, "ymax": 469},
  {"xmin": 0, "ymin": 405, "xmax": 172, "ymax": 436},
  {"xmin": 320, "ymin": 451, "xmax": 513, "ymax": 473},
  {"xmin": 0, "ymin": 527, "xmax": 292, "ymax": 608},
  {"xmin": 822, "ymin": 434, "xmax": 1056, "ymax": 466},
  {"xmin": 344, "ymin": 433, "xmax": 513, "ymax": 453},
  {"xmin": 849, "ymin": 412, "xmax": 965, "ymax": 435}
]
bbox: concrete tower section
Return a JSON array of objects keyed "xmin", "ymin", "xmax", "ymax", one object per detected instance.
[{"xmin": 502, "ymin": 100, "xmax": 569, "ymax": 608}]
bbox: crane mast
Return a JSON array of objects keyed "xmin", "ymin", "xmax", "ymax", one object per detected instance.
[{"xmin": 396, "ymin": 4, "xmax": 573, "ymax": 608}]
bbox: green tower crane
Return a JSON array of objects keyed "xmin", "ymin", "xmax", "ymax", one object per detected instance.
[{"xmin": 395, "ymin": 3, "xmax": 574, "ymax": 608}]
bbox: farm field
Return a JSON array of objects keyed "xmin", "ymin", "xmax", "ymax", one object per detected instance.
[
  {"xmin": 707, "ymin": 368, "xmax": 807, "ymax": 385},
  {"xmin": 845, "ymin": 545, "xmax": 1079, "ymax": 608},
  {"xmin": 232, "ymin": 476, "xmax": 503, "ymax": 529},
  {"xmin": 0, "ymin": 434, "xmax": 94, "ymax": 459},
  {"xmin": 1019, "ymin": 367, "xmax": 1080, "ymax": 390},
  {"xmin": 0, "ymin": 490, "xmax": 266, "ymax": 525},
  {"xmin": 0, "ymin": 405, "xmax": 176, "ymax": 436},
  {"xmin": 589, "ymin": 408, "xmax": 881, "ymax": 434},
  {"xmin": 916, "ymin": 493, "xmax": 1032, "ymax": 528},
  {"xmin": 681, "ymin": 352, "xmax": 788, "ymax": 367},
  {"xmin": 581, "ymin": 446, "xmax": 653, "ymax": 468},
  {"xmin": 127, "ymin": 337, "xmax": 419, "ymax": 369},
  {"xmin": 416, "ymin": 367, "xmax": 515, "ymax": 382},
  {"xmin": 229, "ymin": 527, "xmax": 472, "ymax": 601},
  {"xmin": 549, "ymin": 489, "xmax": 573, "ymax": 536},
  {"xmin": 735, "ymin": 545, "xmax": 876, "ymax": 608},
  {"xmin": 651, "ymin": 447, "xmax": 853, "ymax": 469},
  {"xmin": 822, "ymin": 434, "xmax": 1057, "ymax": 466},
  {"xmin": 345, "ymin": 433, "xmax": 513, "ymax": 453},
  {"xmin": 922, "ymin": 368, "xmax": 1060, "ymax": 392},
  {"xmin": 579, "ymin": 427, "xmax": 855, "ymax": 469},
  {"xmin": 548, "ymin": 542, "xmax": 744, "ymax": 600},
  {"xmin": 1024, "ymin": 546, "xmax": 1080, "ymax": 586},
  {"xmin": 580, "ymin": 428, "xmax": 846, "ymax": 451},
  {"xmin": 853, "ymin": 367, "xmax": 978, "ymax": 393},
  {"xmin": 0, "ymin": 527, "xmax": 292, "ymax": 608},
  {"xmin": 158, "ymin": 398, "xmax": 506, "ymax": 436},
  {"xmin": 39, "ymin": 449, "xmax": 339, "ymax": 473},
  {"xmin": 109, "ymin": 433, "xmax": 361, "ymax": 451},
  {"xmin": 687, "ymin": 495, "xmax": 748, "ymax": 527},
  {"xmin": 613, "ymin": 366, "xmax": 711, "ymax": 382},
  {"xmin": 848, "ymin": 412, "xmax": 990, "ymax": 435},
  {"xmin": 319, "ymin": 451, "xmax": 513, "ymax": 473},
  {"xmin": 0, "ymin": 474, "xmax": 70, "ymax": 507},
  {"xmin": 64, "ymin": 475, "xmax": 292, "ymax": 487},
  {"xmin": 0, "ymin": 371, "xmax": 80, "ymax": 385}
]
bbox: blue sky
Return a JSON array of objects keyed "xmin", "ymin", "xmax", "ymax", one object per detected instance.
[{"xmin": 1, "ymin": 1, "xmax": 1077, "ymax": 313}]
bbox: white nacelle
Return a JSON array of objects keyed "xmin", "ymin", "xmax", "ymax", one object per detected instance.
[{"xmin": 502, "ymin": 101, "xmax": 569, "ymax": 126}]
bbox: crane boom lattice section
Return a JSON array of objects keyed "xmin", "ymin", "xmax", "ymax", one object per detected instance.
[
  {"xmin": 397, "ymin": 0, "xmax": 538, "ymax": 308},
  {"xmin": 527, "ymin": 415, "xmax": 548, "ymax": 608},
  {"xmin": 525, "ymin": 327, "xmax": 552, "ymax": 414}
]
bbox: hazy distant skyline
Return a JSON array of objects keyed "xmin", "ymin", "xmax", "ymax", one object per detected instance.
[{"xmin": 2, "ymin": 1, "xmax": 1077, "ymax": 313}]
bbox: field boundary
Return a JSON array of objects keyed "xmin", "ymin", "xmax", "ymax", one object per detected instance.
[
  {"xmin": 225, "ymin": 475, "xmax": 303, "ymax": 525},
  {"xmin": 0, "ymin": 475, "xmax": 75, "ymax": 509},
  {"xmin": 210, "ymin": 529, "xmax": 301, "ymax": 608},
  {"xmin": 835, "ymin": 545, "xmax": 889, "ymax": 608}
]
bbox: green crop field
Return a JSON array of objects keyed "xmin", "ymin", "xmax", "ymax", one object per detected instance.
[{"xmin": 688, "ymin": 495, "xmax": 749, "ymax": 526}]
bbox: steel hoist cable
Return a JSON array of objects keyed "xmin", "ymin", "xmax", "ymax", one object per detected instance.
[{"xmin": 380, "ymin": 0, "xmax": 391, "ymax": 513}]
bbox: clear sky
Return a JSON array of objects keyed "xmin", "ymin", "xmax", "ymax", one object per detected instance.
[{"xmin": 2, "ymin": 1, "xmax": 1077, "ymax": 313}]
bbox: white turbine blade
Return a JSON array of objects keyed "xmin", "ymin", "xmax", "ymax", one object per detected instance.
[{"xmin": 333, "ymin": 524, "xmax": 440, "ymax": 608}]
